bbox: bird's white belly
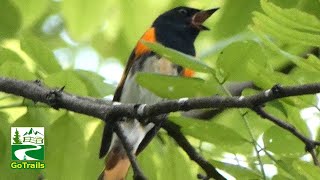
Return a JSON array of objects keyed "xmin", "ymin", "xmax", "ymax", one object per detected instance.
[{"xmin": 113, "ymin": 56, "xmax": 178, "ymax": 153}]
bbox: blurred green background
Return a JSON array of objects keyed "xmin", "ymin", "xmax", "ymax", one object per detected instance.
[{"xmin": 1, "ymin": 0, "xmax": 320, "ymax": 179}]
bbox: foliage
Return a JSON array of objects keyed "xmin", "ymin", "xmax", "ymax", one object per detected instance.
[{"xmin": 0, "ymin": 0, "xmax": 320, "ymax": 179}]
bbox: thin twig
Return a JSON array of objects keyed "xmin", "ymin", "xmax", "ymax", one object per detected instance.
[
  {"xmin": 241, "ymin": 112, "xmax": 267, "ymax": 179},
  {"xmin": 253, "ymin": 106, "xmax": 320, "ymax": 166},
  {"xmin": 113, "ymin": 122, "xmax": 147, "ymax": 180},
  {"xmin": 162, "ymin": 121, "xmax": 226, "ymax": 180}
]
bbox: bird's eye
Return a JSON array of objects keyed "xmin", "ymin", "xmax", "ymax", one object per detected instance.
[{"xmin": 178, "ymin": 8, "xmax": 188, "ymax": 15}]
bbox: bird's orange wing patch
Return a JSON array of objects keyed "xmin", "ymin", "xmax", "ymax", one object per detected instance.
[
  {"xmin": 134, "ymin": 27, "xmax": 156, "ymax": 59},
  {"xmin": 183, "ymin": 68, "xmax": 195, "ymax": 77}
]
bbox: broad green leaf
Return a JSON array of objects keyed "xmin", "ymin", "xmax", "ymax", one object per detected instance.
[
  {"xmin": 83, "ymin": 121, "xmax": 104, "ymax": 180},
  {"xmin": 12, "ymin": 108, "xmax": 58, "ymax": 128},
  {"xmin": 169, "ymin": 116, "xmax": 248, "ymax": 149},
  {"xmin": 247, "ymin": 61, "xmax": 317, "ymax": 108},
  {"xmin": 0, "ymin": 61, "xmax": 35, "ymax": 80},
  {"xmin": 0, "ymin": 47, "xmax": 24, "ymax": 66},
  {"xmin": 261, "ymin": 0, "xmax": 320, "ymax": 33},
  {"xmin": 263, "ymin": 126, "xmax": 305, "ymax": 155},
  {"xmin": 12, "ymin": 108, "xmax": 51, "ymax": 127},
  {"xmin": 143, "ymin": 42, "xmax": 214, "ymax": 74},
  {"xmin": 205, "ymin": 109, "xmax": 256, "ymax": 155},
  {"xmin": 75, "ymin": 70, "xmax": 114, "ymax": 97},
  {"xmin": 21, "ymin": 36, "xmax": 62, "ymax": 74},
  {"xmin": 0, "ymin": 112, "xmax": 10, "ymax": 164},
  {"xmin": 293, "ymin": 160, "xmax": 320, "ymax": 180},
  {"xmin": 210, "ymin": 160, "xmax": 261, "ymax": 179},
  {"xmin": 200, "ymin": 31, "xmax": 256, "ymax": 59},
  {"xmin": 210, "ymin": 0, "xmax": 260, "ymax": 40},
  {"xmin": 276, "ymin": 158, "xmax": 307, "ymax": 180},
  {"xmin": 252, "ymin": 12, "xmax": 320, "ymax": 46},
  {"xmin": 305, "ymin": 55, "xmax": 320, "ymax": 71},
  {"xmin": 291, "ymin": 68, "xmax": 320, "ymax": 84},
  {"xmin": 12, "ymin": 0, "xmax": 49, "ymax": 29},
  {"xmin": 62, "ymin": 0, "xmax": 109, "ymax": 41},
  {"xmin": 44, "ymin": 70, "xmax": 88, "ymax": 96},
  {"xmin": 46, "ymin": 114, "xmax": 86, "ymax": 180},
  {"xmin": 137, "ymin": 134, "xmax": 196, "ymax": 180},
  {"xmin": 250, "ymin": 26, "xmax": 320, "ymax": 72},
  {"xmin": 0, "ymin": 0, "xmax": 21, "ymax": 39},
  {"xmin": 216, "ymin": 41, "xmax": 268, "ymax": 81},
  {"xmin": 136, "ymin": 72, "xmax": 220, "ymax": 99},
  {"xmin": 272, "ymin": 174, "xmax": 294, "ymax": 180},
  {"xmin": 284, "ymin": 104, "xmax": 312, "ymax": 138}
]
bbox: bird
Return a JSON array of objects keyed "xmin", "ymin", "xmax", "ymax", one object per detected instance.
[{"xmin": 98, "ymin": 6, "xmax": 219, "ymax": 180}]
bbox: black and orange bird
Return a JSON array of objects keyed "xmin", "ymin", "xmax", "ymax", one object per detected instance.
[{"xmin": 98, "ymin": 6, "xmax": 219, "ymax": 180}]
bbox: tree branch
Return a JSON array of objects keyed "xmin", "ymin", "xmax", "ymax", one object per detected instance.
[
  {"xmin": 1, "ymin": 77, "xmax": 320, "ymax": 122},
  {"xmin": 1, "ymin": 77, "xmax": 320, "ymax": 178},
  {"xmin": 162, "ymin": 121, "xmax": 226, "ymax": 180},
  {"xmin": 253, "ymin": 106, "xmax": 320, "ymax": 166},
  {"xmin": 113, "ymin": 121, "xmax": 147, "ymax": 180}
]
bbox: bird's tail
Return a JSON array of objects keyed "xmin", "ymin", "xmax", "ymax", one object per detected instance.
[
  {"xmin": 98, "ymin": 144, "xmax": 130, "ymax": 180},
  {"xmin": 98, "ymin": 120, "xmax": 154, "ymax": 180},
  {"xmin": 98, "ymin": 123, "xmax": 131, "ymax": 180}
]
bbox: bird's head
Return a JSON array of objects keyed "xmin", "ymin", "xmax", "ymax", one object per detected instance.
[
  {"xmin": 153, "ymin": 6, "xmax": 219, "ymax": 32},
  {"xmin": 151, "ymin": 6, "xmax": 219, "ymax": 54}
]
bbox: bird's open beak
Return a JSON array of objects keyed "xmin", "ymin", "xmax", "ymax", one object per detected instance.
[{"xmin": 191, "ymin": 8, "xmax": 219, "ymax": 31}]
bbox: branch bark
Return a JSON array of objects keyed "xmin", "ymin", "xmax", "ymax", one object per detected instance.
[
  {"xmin": 1, "ymin": 77, "xmax": 320, "ymax": 178},
  {"xmin": 1, "ymin": 77, "xmax": 320, "ymax": 122}
]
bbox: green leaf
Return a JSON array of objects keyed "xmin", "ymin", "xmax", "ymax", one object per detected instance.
[
  {"xmin": 305, "ymin": 55, "xmax": 320, "ymax": 71},
  {"xmin": 169, "ymin": 116, "xmax": 248, "ymax": 149},
  {"xmin": 12, "ymin": 108, "xmax": 53, "ymax": 128},
  {"xmin": 0, "ymin": 47, "xmax": 24, "ymax": 66},
  {"xmin": 293, "ymin": 160, "xmax": 320, "ymax": 180},
  {"xmin": 46, "ymin": 114, "xmax": 86, "ymax": 180},
  {"xmin": 250, "ymin": 26, "xmax": 320, "ymax": 72},
  {"xmin": 143, "ymin": 42, "xmax": 214, "ymax": 74},
  {"xmin": 0, "ymin": 112, "xmax": 10, "ymax": 164},
  {"xmin": 272, "ymin": 174, "xmax": 294, "ymax": 180},
  {"xmin": 83, "ymin": 121, "xmax": 104, "ymax": 180},
  {"xmin": 247, "ymin": 61, "xmax": 317, "ymax": 108},
  {"xmin": 75, "ymin": 70, "xmax": 114, "ymax": 97},
  {"xmin": 247, "ymin": 60, "xmax": 293, "ymax": 88},
  {"xmin": 0, "ymin": 0, "xmax": 21, "ymax": 39},
  {"xmin": 12, "ymin": 0, "xmax": 49, "ymax": 29},
  {"xmin": 44, "ymin": 70, "xmax": 88, "ymax": 96},
  {"xmin": 261, "ymin": 0, "xmax": 320, "ymax": 33},
  {"xmin": 137, "ymin": 134, "xmax": 196, "ymax": 180},
  {"xmin": 136, "ymin": 72, "xmax": 220, "ymax": 99},
  {"xmin": 263, "ymin": 126, "xmax": 305, "ymax": 155},
  {"xmin": 216, "ymin": 41, "xmax": 268, "ymax": 81},
  {"xmin": 210, "ymin": 160, "xmax": 261, "ymax": 179},
  {"xmin": 276, "ymin": 158, "xmax": 307, "ymax": 180},
  {"xmin": 21, "ymin": 36, "xmax": 62, "ymax": 74},
  {"xmin": 210, "ymin": 0, "xmax": 261, "ymax": 40},
  {"xmin": 61, "ymin": 0, "xmax": 109, "ymax": 41},
  {"xmin": 252, "ymin": 12, "xmax": 320, "ymax": 46},
  {"xmin": 291, "ymin": 68, "xmax": 320, "ymax": 84},
  {"xmin": 0, "ymin": 61, "xmax": 35, "ymax": 80}
]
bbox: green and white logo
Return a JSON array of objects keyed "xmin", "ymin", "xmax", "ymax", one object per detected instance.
[{"xmin": 11, "ymin": 127, "xmax": 45, "ymax": 161}]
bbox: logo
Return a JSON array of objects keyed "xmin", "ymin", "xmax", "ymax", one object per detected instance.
[{"xmin": 11, "ymin": 127, "xmax": 45, "ymax": 169}]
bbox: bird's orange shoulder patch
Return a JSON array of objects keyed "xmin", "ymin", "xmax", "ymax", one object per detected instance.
[
  {"xmin": 183, "ymin": 68, "xmax": 195, "ymax": 77},
  {"xmin": 134, "ymin": 27, "xmax": 156, "ymax": 59}
]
